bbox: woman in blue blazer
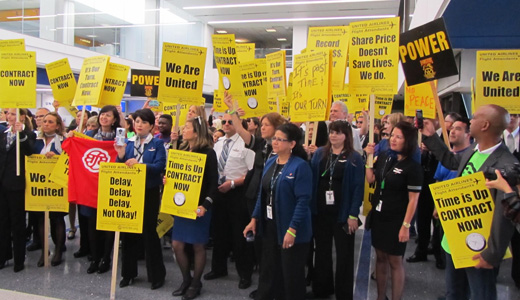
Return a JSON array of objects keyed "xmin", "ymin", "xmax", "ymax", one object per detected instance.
[
  {"xmin": 33, "ymin": 112, "xmax": 67, "ymax": 267},
  {"xmin": 244, "ymin": 123, "xmax": 313, "ymax": 300},
  {"xmin": 115, "ymin": 108, "xmax": 167, "ymax": 290},
  {"xmin": 309, "ymin": 120, "xmax": 365, "ymax": 300}
]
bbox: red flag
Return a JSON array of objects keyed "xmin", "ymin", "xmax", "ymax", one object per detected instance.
[{"xmin": 62, "ymin": 137, "xmax": 117, "ymax": 208}]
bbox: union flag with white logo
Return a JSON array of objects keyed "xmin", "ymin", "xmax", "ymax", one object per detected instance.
[{"xmin": 62, "ymin": 136, "xmax": 117, "ymax": 208}]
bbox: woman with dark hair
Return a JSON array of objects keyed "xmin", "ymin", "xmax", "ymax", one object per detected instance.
[
  {"xmin": 365, "ymin": 121, "xmax": 423, "ymax": 300},
  {"xmin": 34, "ymin": 112, "xmax": 67, "ymax": 267},
  {"xmin": 0, "ymin": 108, "xmax": 36, "ymax": 272},
  {"xmin": 246, "ymin": 117, "xmax": 261, "ymax": 137},
  {"xmin": 244, "ymin": 123, "xmax": 312, "ymax": 300},
  {"xmin": 115, "ymin": 108, "xmax": 166, "ymax": 290},
  {"xmin": 125, "ymin": 117, "xmax": 135, "ymax": 139},
  {"xmin": 169, "ymin": 116, "xmax": 218, "ymax": 299},
  {"xmin": 309, "ymin": 120, "xmax": 364, "ymax": 299},
  {"xmin": 81, "ymin": 105, "xmax": 122, "ymax": 274}
]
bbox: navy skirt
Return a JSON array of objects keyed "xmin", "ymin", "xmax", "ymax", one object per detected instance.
[{"xmin": 171, "ymin": 210, "xmax": 212, "ymax": 245}]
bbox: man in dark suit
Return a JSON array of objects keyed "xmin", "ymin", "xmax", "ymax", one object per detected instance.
[{"xmin": 421, "ymin": 104, "xmax": 518, "ymax": 300}]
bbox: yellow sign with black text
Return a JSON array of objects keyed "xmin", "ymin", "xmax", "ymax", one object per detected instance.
[
  {"xmin": 161, "ymin": 150, "xmax": 207, "ymax": 220},
  {"xmin": 236, "ymin": 43, "xmax": 255, "ymax": 64},
  {"xmin": 290, "ymin": 51, "xmax": 332, "ymax": 122},
  {"xmin": 97, "ymin": 163, "xmax": 146, "ymax": 233},
  {"xmin": 157, "ymin": 212, "xmax": 174, "ymax": 238},
  {"xmin": 333, "ymin": 87, "xmax": 369, "ymax": 121},
  {"xmin": 213, "ymin": 90, "xmax": 226, "ymax": 113},
  {"xmin": 372, "ymin": 95, "xmax": 394, "ymax": 119},
  {"xmin": 0, "ymin": 39, "xmax": 25, "ymax": 52},
  {"xmin": 99, "ymin": 62, "xmax": 130, "ymax": 107},
  {"xmin": 363, "ymin": 178, "xmax": 376, "ymax": 216},
  {"xmin": 46, "ymin": 58, "xmax": 77, "ymax": 106},
  {"xmin": 213, "ymin": 34, "xmax": 243, "ymax": 101},
  {"xmin": 0, "ymin": 51, "xmax": 37, "ymax": 108},
  {"xmin": 163, "ymin": 103, "xmax": 190, "ymax": 126},
  {"xmin": 266, "ymin": 50, "xmax": 287, "ymax": 98},
  {"xmin": 404, "ymin": 81, "xmax": 437, "ymax": 118},
  {"xmin": 72, "ymin": 55, "xmax": 110, "ymax": 106},
  {"xmin": 307, "ymin": 26, "xmax": 349, "ymax": 90},
  {"xmin": 25, "ymin": 155, "xmax": 68, "ymax": 212},
  {"xmin": 429, "ymin": 172, "xmax": 497, "ymax": 269},
  {"xmin": 240, "ymin": 59, "xmax": 269, "ymax": 118},
  {"xmin": 158, "ymin": 43, "xmax": 207, "ymax": 105},
  {"xmin": 348, "ymin": 17, "xmax": 400, "ymax": 94},
  {"xmin": 475, "ymin": 50, "xmax": 520, "ymax": 113}
]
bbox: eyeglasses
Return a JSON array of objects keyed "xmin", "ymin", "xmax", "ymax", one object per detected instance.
[
  {"xmin": 381, "ymin": 132, "xmax": 389, "ymax": 138},
  {"xmin": 271, "ymin": 137, "xmax": 289, "ymax": 143},
  {"xmin": 222, "ymin": 120, "xmax": 233, "ymax": 125},
  {"xmin": 356, "ymin": 121, "xmax": 363, "ymax": 124}
]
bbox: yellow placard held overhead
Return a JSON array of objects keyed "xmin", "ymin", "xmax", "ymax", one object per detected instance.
[
  {"xmin": 266, "ymin": 50, "xmax": 287, "ymax": 98},
  {"xmin": 348, "ymin": 17, "xmax": 400, "ymax": 94},
  {"xmin": 0, "ymin": 39, "xmax": 25, "ymax": 52},
  {"xmin": 404, "ymin": 81, "xmax": 437, "ymax": 119},
  {"xmin": 72, "ymin": 55, "xmax": 110, "ymax": 106},
  {"xmin": 240, "ymin": 59, "xmax": 269, "ymax": 118},
  {"xmin": 307, "ymin": 26, "xmax": 349, "ymax": 91},
  {"xmin": 290, "ymin": 51, "xmax": 332, "ymax": 122},
  {"xmin": 25, "ymin": 155, "xmax": 68, "ymax": 213},
  {"xmin": 163, "ymin": 103, "xmax": 190, "ymax": 126},
  {"xmin": 99, "ymin": 62, "xmax": 130, "ymax": 107},
  {"xmin": 429, "ymin": 172, "xmax": 498, "ymax": 269},
  {"xmin": 213, "ymin": 34, "xmax": 243, "ymax": 100},
  {"xmin": 0, "ymin": 51, "xmax": 37, "ymax": 108},
  {"xmin": 158, "ymin": 43, "xmax": 207, "ymax": 105},
  {"xmin": 236, "ymin": 43, "xmax": 255, "ymax": 64},
  {"xmin": 333, "ymin": 88, "xmax": 369, "ymax": 121},
  {"xmin": 475, "ymin": 50, "xmax": 520, "ymax": 113},
  {"xmin": 148, "ymin": 98, "xmax": 164, "ymax": 113},
  {"xmin": 161, "ymin": 150, "xmax": 207, "ymax": 220},
  {"xmin": 97, "ymin": 163, "xmax": 146, "ymax": 233},
  {"xmin": 213, "ymin": 90, "xmax": 226, "ymax": 113},
  {"xmin": 372, "ymin": 95, "xmax": 394, "ymax": 119},
  {"xmin": 46, "ymin": 58, "xmax": 77, "ymax": 106}
]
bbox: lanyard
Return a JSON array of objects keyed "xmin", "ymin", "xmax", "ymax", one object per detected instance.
[
  {"xmin": 321, "ymin": 151, "xmax": 343, "ymax": 190},
  {"xmin": 269, "ymin": 163, "xmax": 286, "ymax": 206}
]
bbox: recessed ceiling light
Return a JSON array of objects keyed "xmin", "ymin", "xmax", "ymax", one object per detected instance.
[
  {"xmin": 235, "ymin": 39, "xmax": 249, "ymax": 43},
  {"xmin": 216, "ymin": 30, "xmax": 227, "ymax": 34},
  {"xmin": 277, "ymin": 38, "xmax": 287, "ymax": 41},
  {"xmin": 86, "ymin": 34, "xmax": 97, "ymax": 38},
  {"xmin": 265, "ymin": 28, "xmax": 277, "ymax": 32}
]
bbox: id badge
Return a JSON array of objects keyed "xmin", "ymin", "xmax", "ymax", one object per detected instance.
[
  {"xmin": 267, "ymin": 205, "xmax": 273, "ymax": 219},
  {"xmin": 375, "ymin": 200, "xmax": 383, "ymax": 212},
  {"xmin": 325, "ymin": 190, "xmax": 335, "ymax": 205}
]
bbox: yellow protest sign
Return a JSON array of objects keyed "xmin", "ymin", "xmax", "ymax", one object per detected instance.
[
  {"xmin": 372, "ymin": 95, "xmax": 394, "ymax": 119},
  {"xmin": 429, "ymin": 172, "xmax": 498, "ymax": 268},
  {"xmin": 307, "ymin": 26, "xmax": 349, "ymax": 90},
  {"xmin": 49, "ymin": 132, "xmax": 94, "ymax": 187},
  {"xmin": 0, "ymin": 51, "xmax": 37, "ymax": 108},
  {"xmin": 156, "ymin": 212, "xmax": 174, "ymax": 238},
  {"xmin": 290, "ymin": 51, "xmax": 332, "ymax": 122},
  {"xmin": 348, "ymin": 17, "xmax": 400, "ymax": 94},
  {"xmin": 240, "ymin": 59, "xmax": 269, "ymax": 118},
  {"xmin": 161, "ymin": 150, "xmax": 207, "ymax": 220},
  {"xmin": 163, "ymin": 103, "xmax": 190, "ymax": 125},
  {"xmin": 99, "ymin": 62, "xmax": 130, "ymax": 107},
  {"xmin": 213, "ymin": 90, "xmax": 226, "ymax": 113},
  {"xmin": 72, "ymin": 55, "xmax": 110, "ymax": 106},
  {"xmin": 46, "ymin": 58, "xmax": 77, "ymax": 106},
  {"xmin": 97, "ymin": 163, "xmax": 146, "ymax": 233},
  {"xmin": 475, "ymin": 50, "xmax": 520, "ymax": 113},
  {"xmin": 236, "ymin": 43, "xmax": 255, "ymax": 64},
  {"xmin": 25, "ymin": 155, "xmax": 68, "ymax": 212},
  {"xmin": 333, "ymin": 87, "xmax": 369, "ymax": 121},
  {"xmin": 158, "ymin": 43, "xmax": 207, "ymax": 105},
  {"xmin": 0, "ymin": 39, "xmax": 25, "ymax": 52},
  {"xmin": 213, "ymin": 34, "xmax": 243, "ymax": 100},
  {"xmin": 362, "ymin": 179, "xmax": 376, "ymax": 216},
  {"xmin": 404, "ymin": 81, "xmax": 437, "ymax": 119},
  {"xmin": 266, "ymin": 50, "xmax": 287, "ymax": 98},
  {"xmin": 148, "ymin": 98, "xmax": 164, "ymax": 113}
]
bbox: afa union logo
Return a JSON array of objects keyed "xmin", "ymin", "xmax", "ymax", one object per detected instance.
[{"xmin": 82, "ymin": 148, "xmax": 111, "ymax": 173}]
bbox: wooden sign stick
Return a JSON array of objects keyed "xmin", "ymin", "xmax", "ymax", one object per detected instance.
[
  {"xmin": 109, "ymin": 231, "xmax": 121, "ymax": 300},
  {"xmin": 367, "ymin": 95, "xmax": 376, "ymax": 168},
  {"xmin": 304, "ymin": 122, "xmax": 310, "ymax": 146},
  {"xmin": 430, "ymin": 81, "xmax": 451, "ymax": 148},
  {"xmin": 276, "ymin": 97, "xmax": 280, "ymax": 114},
  {"xmin": 311, "ymin": 121, "xmax": 318, "ymax": 146},
  {"xmin": 44, "ymin": 211, "xmax": 50, "ymax": 267},
  {"xmin": 78, "ymin": 105, "xmax": 87, "ymax": 134}
]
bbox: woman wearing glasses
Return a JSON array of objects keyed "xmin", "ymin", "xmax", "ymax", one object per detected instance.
[
  {"xmin": 115, "ymin": 108, "xmax": 167, "ymax": 290},
  {"xmin": 244, "ymin": 123, "xmax": 313, "ymax": 300},
  {"xmin": 308, "ymin": 120, "xmax": 364, "ymax": 299}
]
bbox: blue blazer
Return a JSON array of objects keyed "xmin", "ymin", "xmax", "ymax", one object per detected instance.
[
  {"xmin": 117, "ymin": 137, "xmax": 166, "ymax": 189},
  {"xmin": 33, "ymin": 136, "xmax": 65, "ymax": 154},
  {"xmin": 252, "ymin": 155, "xmax": 313, "ymax": 245},
  {"xmin": 310, "ymin": 147, "xmax": 365, "ymax": 222}
]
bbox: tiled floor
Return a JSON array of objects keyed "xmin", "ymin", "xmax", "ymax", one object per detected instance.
[{"xmin": 0, "ymin": 226, "xmax": 518, "ymax": 300}]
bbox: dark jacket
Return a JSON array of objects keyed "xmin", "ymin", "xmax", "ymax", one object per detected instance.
[
  {"xmin": 192, "ymin": 146, "xmax": 219, "ymax": 211},
  {"xmin": 0, "ymin": 128, "xmax": 36, "ymax": 191},
  {"xmin": 33, "ymin": 135, "xmax": 65, "ymax": 154},
  {"xmin": 252, "ymin": 155, "xmax": 313, "ymax": 245},
  {"xmin": 423, "ymin": 134, "xmax": 518, "ymax": 267},
  {"xmin": 310, "ymin": 147, "xmax": 365, "ymax": 222}
]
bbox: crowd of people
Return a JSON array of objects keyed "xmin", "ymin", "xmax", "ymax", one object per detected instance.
[{"xmin": 0, "ymin": 95, "xmax": 518, "ymax": 300}]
